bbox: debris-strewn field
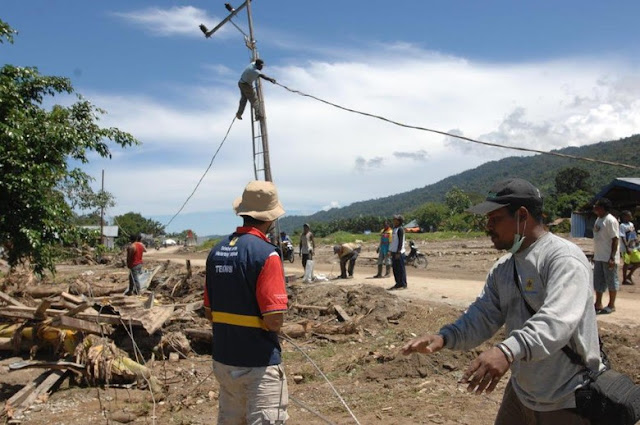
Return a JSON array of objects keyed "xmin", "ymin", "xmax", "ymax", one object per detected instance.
[{"xmin": 1, "ymin": 236, "xmax": 639, "ymax": 425}]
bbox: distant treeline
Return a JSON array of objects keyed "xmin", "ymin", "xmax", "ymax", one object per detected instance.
[{"xmin": 280, "ymin": 134, "xmax": 640, "ymax": 234}]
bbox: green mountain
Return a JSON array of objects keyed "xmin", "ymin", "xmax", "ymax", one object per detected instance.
[{"xmin": 280, "ymin": 134, "xmax": 640, "ymax": 232}]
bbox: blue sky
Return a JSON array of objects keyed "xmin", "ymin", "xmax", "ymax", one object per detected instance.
[{"xmin": 3, "ymin": 1, "xmax": 640, "ymax": 236}]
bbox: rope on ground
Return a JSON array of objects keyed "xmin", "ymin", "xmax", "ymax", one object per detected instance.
[
  {"xmin": 280, "ymin": 334, "xmax": 362, "ymax": 425},
  {"xmin": 163, "ymin": 116, "xmax": 237, "ymax": 230},
  {"xmin": 274, "ymin": 82, "xmax": 639, "ymax": 171}
]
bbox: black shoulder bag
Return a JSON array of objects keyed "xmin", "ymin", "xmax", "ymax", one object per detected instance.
[{"xmin": 513, "ymin": 261, "xmax": 640, "ymax": 425}]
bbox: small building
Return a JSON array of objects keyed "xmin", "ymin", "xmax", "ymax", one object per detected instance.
[
  {"xmin": 81, "ymin": 225, "xmax": 119, "ymax": 249},
  {"xmin": 571, "ymin": 177, "xmax": 640, "ymax": 238}
]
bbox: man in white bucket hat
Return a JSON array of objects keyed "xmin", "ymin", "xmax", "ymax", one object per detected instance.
[{"xmin": 204, "ymin": 181, "xmax": 289, "ymax": 424}]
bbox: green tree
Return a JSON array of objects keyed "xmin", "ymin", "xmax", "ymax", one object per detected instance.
[
  {"xmin": 114, "ymin": 212, "xmax": 164, "ymax": 246},
  {"xmin": 409, "ymin": 202, "xmax": 448, "ymax": 231},
  {"xmin": 545, "ymin": 190, "xmax": 591, "ymax": 220},
  {"xmin": 0, "ymin": 20, "xmax": 138, "ymax": 274},
  {"xmin": 445, "ymin": 187, "xmax": 472, "ymax": 215},
  {"xmin": 72, "ymin": 212, "xmax": 104, "ymax": 226},
  {"xmin": 555, "ymin": 167, "xmax": 591, "ymax": 195}
]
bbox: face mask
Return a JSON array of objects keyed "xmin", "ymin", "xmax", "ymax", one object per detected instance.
[{"xmin": 509, "ymin": 214, "xmax": 526, "ymax": 254}]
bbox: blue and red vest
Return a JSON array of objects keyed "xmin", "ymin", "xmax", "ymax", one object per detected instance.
[{"xmin": 205, "ymin": 227, "xmax": 287, "ymax": 367}]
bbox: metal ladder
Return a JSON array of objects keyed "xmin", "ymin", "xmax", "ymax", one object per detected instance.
[{"xmin": 251, "ymin": 79, "xmax": 272, "ymax": 182}]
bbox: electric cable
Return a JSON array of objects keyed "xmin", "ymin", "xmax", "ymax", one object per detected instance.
[
  {"xmin": 280, "ymin": 334, "xmax": 362, "ymax": 425},
  {"xmin": 163, "ymin": 116, "xmax": 237, "ymax": 230},
  {"xmin": 274, "ymin": 82, "xmax": 639, "ymax": 171}
]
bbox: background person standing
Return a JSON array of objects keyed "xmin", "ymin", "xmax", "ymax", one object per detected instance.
[
  {"xmin": 619, "ymin": 210, "xmax": 638, "ymax": 285},
  {"xmin": 388, "ymin": 214, "xmax": 407, "ymax": 290},
  {"xmin": 592, "ymin": 197, "xmax": 620, "ymax": 315},
  {"xmin": 125, "ymin": 233, "xmax": 146, "ymax": 295},
  {"xmin": 373, "ymin": 220, "xmax": 392, "ymax": 278},
  {"xmin": 299, "ymin": 223, "xmax": 315, "ymax": 272},
  {"xmin": 204, "ymin": 181, "xmax": 289, "ymax": 424}
]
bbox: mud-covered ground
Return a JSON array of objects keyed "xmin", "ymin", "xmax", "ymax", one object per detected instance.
[{"xmin": 1, "ymin": 236, "xmax": 638, "ymax": 425}]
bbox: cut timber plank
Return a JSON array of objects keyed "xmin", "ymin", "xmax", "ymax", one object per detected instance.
[
  {"xmin": 54, "ymin": 315, "xmax": 112, "ymax": 335},
  {"xmin": 17, "ymin": 370, "xmax": 67, "ymax": 416},
  {"xmin": 63, "ymin": 302, "xmax": 91, "ymax": 317},
  {"xmin": 146, "ymin": 265, "xmax": 163, "ymax": 289},
  {"xmin": 333, "ymin": 305, "xmax": 351, "ymax": 322},
  {"xmin": 5, "ymin": 371, "xmax": 50, "ymax": 411},
  {"xmin": 0, "ymin": 291, "xmax": 27, "ymax": 308},
  {"xmin": 61, "ymin": 292, "xmax": 85, "ymax": 305},
  {"xmin": 33, "ymin": 299, "xmax": 52, "ymax": 319},
  {"xmin": 0, "ymin": 306, "xmax": 143, "ymax": 326}
]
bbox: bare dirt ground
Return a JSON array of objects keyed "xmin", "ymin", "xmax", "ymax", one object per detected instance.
[{"xmin": 1, "ymin": 235, "xmax": 639, "ymax": 425}]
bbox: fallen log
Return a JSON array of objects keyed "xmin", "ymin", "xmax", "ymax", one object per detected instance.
[
  {"xmin": 281, "ymin": 322, "xmax": 312, "ymax": 339},
  {"xmin": 68, "ymin": 280, "xmax": 125, "ymax": 297},
  {"xmin": 184, "ymin": 328, "xmax": 211, "ymax": 343},
  {"xmin": 21, "ymin": 286, "xmax": 63, "ymax": 299}
]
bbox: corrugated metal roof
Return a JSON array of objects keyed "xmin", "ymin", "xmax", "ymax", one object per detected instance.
[{"xmin": 579, "ymin": 177, "xmax": 640, "ymax": 212}]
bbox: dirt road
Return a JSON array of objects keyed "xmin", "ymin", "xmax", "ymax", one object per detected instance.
[{"xmin": 148, "ymin": 239, "xmax": 640, "ymax": 328}]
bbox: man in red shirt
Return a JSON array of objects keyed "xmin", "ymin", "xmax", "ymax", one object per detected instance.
[
  {"xmin": 204, "ymin": 181, "xmax": 289, "ymax": 423},
  {"xmin": 126, "ymin": 233, "xmax": 146, "ymax": 295}
]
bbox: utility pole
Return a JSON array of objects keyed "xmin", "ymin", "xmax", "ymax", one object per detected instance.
[
  {"xmin": 100, "ymin": 169, "xmax": 105, "ymax": 246},
  {"xmin": 200, "ymin": 1, "xmax": 272, "ymax": 182}
]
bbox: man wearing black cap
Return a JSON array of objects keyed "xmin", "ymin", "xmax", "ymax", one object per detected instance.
[
  {"xmin": 388, "ymin": 214, "xmax": 407, "ymax": 290},
  {"xmin": 402, "ymin": 178, "xmax": 603, "ymax": 424}
]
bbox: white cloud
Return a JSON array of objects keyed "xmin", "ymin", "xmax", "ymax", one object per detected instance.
[
  {"xmin": 322, "ymin": 201, "xmax": 341, "ymax": 211},
  {"xmin": 393, "ymin": 150, "xmax": 430, "ymax": 162},
  {"xmin": 82, "ymin": 46, "xmax": 640, "ymax": 235},
  {"xmin": 113, "ymin": 6, "xmax": 227, "ymax": 38}
]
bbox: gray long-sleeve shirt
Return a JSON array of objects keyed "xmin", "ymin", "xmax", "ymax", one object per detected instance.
[{"xmin": 439, "ymin": 232, "xmax": 603, "ymax": 412}]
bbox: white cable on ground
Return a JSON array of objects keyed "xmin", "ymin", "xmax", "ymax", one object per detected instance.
[
  {"xmin": 280, "ymin": 334, "xmax": 362, "ymax": 425},
  {"xmin": 289, "ymin": 395, "xmax": 337, "ymax": 425},
  {"xmin": 164, "ymin": 116, "xmax": 237, "ymax": 229},
  {"xmin": 274, "ymin": 82, "xmax": 639, "ymax": 171}
]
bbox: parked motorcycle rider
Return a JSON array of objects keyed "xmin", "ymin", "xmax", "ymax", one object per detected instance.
[{"xmin": 280, "ymin": 231, "xmax": 293, "ymax": 259}]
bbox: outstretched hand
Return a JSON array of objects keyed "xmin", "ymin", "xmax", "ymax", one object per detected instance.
[
  {"xmin": 459, "ymin": 347, "xmax": 510, "ymax": 394},
  {"xmin": 401, "ymin": 334, "xmax": 444, "ymax": 355}
]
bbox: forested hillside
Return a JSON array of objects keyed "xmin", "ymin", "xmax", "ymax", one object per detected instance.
[{"xmin": 280, "ymin": 134, "xmax": 640, "ymax": 232}]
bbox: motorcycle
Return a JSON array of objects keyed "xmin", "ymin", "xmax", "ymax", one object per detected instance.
[
  {"xmin": 282, "ymin": 240, "xmax": 295, "ymax": 263},
  {"xmin": 405, "ymin": 240, "xmax": 428, "ymax": 268}
]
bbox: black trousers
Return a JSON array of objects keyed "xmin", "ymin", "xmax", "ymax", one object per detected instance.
[{"xmin": 391, "ymin": 253, "xmax": 407, "ymax": 288}]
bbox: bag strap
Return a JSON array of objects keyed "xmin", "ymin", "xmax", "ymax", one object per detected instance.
[{"xmin": 512, "ymin": 260, "xmax": 586, "ymax": 366}]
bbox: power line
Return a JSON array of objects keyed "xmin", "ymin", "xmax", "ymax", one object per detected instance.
[
  {"xmin": 163, "ymin": 116, "xmax": 237, "ymax": 230},
  {"xmin": 274, "ymin": 82, "xmax": 639, "ymax": 171}
]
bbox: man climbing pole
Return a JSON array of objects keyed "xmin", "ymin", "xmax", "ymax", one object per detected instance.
[{"xmin": 236, "ymin": 58, "xmax": 276, "ymax": 121}]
